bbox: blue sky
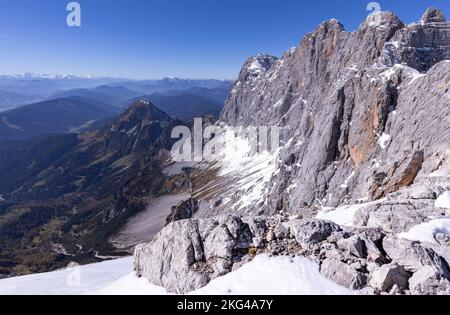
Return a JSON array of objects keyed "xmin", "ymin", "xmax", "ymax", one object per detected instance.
[{"xmin": 0, "ymin": 0, "xmax": 448, "ymax": 79}]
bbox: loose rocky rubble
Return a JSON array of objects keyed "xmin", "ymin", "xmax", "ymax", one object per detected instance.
[{"xmin": 134, "ymin": 213, "xmax": 450, "ymax": 294}]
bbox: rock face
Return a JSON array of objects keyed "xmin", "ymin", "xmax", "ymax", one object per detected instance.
[
  {"xmin": 287, "ymin": 219, "xmax": 341, "ymax": 245},
  {"xmin": 219, "ymin": 8, "xmax": 450, "ymax": 214},
  {"xmin": 382, "ymin": 237, "xmax": 450, "ymax": 277},
  {"xmin": 134, "ymin": 215, "xmax": 450, "ymax": 294},
  {"xmin": 369, "ymin": 264, "xmax": 410, "ymax": 292},
  {"xmin": 134, "ymin": 216, "xmax": 256, "ymax": 293},
  {"xmin": 135, "ymin": 8, "xmax": 450, "ymax": 295},
  {"xmin": 409, "ymin": 266, "xmax": 450, "ymax": 295}
]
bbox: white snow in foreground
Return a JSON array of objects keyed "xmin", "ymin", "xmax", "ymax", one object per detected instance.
[
  {"xmin": 399, "ymin": 219, "xmax": 450, "ymax": 245},
  {"xmin": 0, "ymin": 257, "xmax": 138, "ymax": 295},
  {"xmin": 92, "ymin": 271, "xmax": 167, "ymax": 295},
  {"xmin": 0, "ymin": 255, "xmax": 356, "ymax": 295},
  {"xmin": 435, "ymin": 191, "xmax": 450, "ymax": 209},
  {"xmin": 191, "ymin": 255, "xmax": 356, "ymax": 295}
]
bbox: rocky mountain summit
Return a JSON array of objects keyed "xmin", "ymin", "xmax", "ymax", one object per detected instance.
[{"xmin": 134, "ymin": 8, "xmax": 450, "ymax": 294}]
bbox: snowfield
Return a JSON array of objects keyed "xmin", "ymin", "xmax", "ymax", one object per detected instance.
[
  {"xmin": 191, "ymin": 255, "xmax": 356, "ymax": 295},
  {"xmin": 0, "ymin": 257, "xmax": 137, "ymax": 295},
  {"xmin": 0, "ymin": 255, "xmax": 356, "ymax": 295},
  {"xmin": 193, "ymin": 127, "xmax": 280, "ymax": 213},
  {"xmin": 399, "ymin": 219, "xmax": 450, "ymax": 245}
]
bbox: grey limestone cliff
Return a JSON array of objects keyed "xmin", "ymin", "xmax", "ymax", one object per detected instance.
[{"xmin": 135, "ymin": 8, "xmax": 450, "ymax": 295}]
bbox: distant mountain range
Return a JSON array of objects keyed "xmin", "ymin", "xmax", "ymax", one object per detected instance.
[
  {"xmin": 0, "ymin": 73, "xmax": 103, "ymax": 80},
  {"xmin": 135, "ymin": 93, "xmax": 223, "ymax": 121},
  {"xmin": 0, "ymin": 76, "xmax": 232, "ymax": 113},
  {"xmin": 0, "ymin": 96, "xmax": 119, "ymax": 141},
  {"xmin": 0, "ymin": 75, "xmax": 119, "ymax": 100},
  {"xmin": 0, "ymin": 89, "xmax": 42, "ymax": 111},
  {"xmin": 107, "ymin": 78, "xmax": 233, "ymax": 96},
  {"xmin": 50, "ymin": 86, "xmax": 144, "ymax": 107},
  {"xmin": 163, "ymin": 87, "xmax": 230, "ymax": 103}
]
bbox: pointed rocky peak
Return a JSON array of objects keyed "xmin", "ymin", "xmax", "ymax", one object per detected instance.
[
  {"xmin": 122, "ymin": 99, "xmax": 171, "ymax": 123},
  {"xmin": 420, "ymin": 8, "xmax": 446, "ymax": 23},
  {"xmin": 111, "ymin": 99, "xmax": 172, "ymax": 133},
  {"xmin": 235, "ymin": 53, "xmax": 279, "ymax": 85},
  {"xmin": 364, "ymin": 11, "xmax": 404, "ymax": 30},
  {"xmin": 310, "ymin": 18, "xmax": 345, "ymax": 49},
  {"xmin": 317, "ymin": 18, "xmax": 345, "ymax": 32},
  {"xmin": 382, "ymin": 7, "xmax": 449, "ymax": 72}
]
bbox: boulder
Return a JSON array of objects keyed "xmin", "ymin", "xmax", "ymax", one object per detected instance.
[
  {"xmin": 409, "ymin": 266, "xmax": 450, "ymax": 295},
  {"xmin": 166, "ymin": 198, "xmax": 198, "ymax": 224},
  {"xmin": 242, "ymin": 217, "xmax": 268, "ymax": 239},
  {"xmin": 134, "ymin": 220, "xmax": 208, "ymax": 293},
  {"xmin": 369, "ymin": 264, "xmax": 410, "ymax": 292},
  {"xmin": 266, "ymin": 229, "xmax": 275, "ymax": 243},
  {"xmin": 353, "ymin": 200, "xmax": 443, "ymax": 234},
  {"xmin": 134, "ymin": 216, "xmax": 254, "ymax": 293},
  {"xmin": 426, "ymin": 243, "xmax": 450, "ymax": 267},
  {"xmin": 436, "ymin": 233, "xmax": 450, "ymax": 246},
  {"xmin": 273, "ymin": 223, "xmax": 289, "ymax": 239},
  {"xmin": 389, "ymin": 284, "xmax": 402, "ymax": 295},
  {"xmin": 383, "ymin": 237, "xmax": 450, "ymax": 277},
  {"xmin": 320, "ymin": 258, "xmax": 368, "ymax": 290},
  {"xmin": 360, "ymin": 236, "xmax": 385, "ymax": 263},
  {"xmin": 286, "ymin": 219, "xmax": 341, "ymax": 246},
  {"xmin": 337, "ymin": 236, "xmax": 366, "ymax": 258},
  {"xmin": 203, "ymin": 224, "xmax": 235, "ymax": 276}
]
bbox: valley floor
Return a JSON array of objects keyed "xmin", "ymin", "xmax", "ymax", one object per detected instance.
[{"xmin": 0, "ymin": 255, "xmax": 355, "ymax": 295}]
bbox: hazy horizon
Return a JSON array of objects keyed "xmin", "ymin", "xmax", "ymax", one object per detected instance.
[
  {"xmin": 0, "ymin": 73, "xmax": 236, "ymax": 81},
  {"xmin": 1, "ymin": 0, "xmax": 449, "ymax": 79}
]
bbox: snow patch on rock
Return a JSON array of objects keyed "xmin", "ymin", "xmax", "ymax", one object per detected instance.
[
  {"xmin": 399, "ymin": 219, "xmax": 450, "ymax": 244},
  {"xmin": 435, "ymin": 192, "xmax": 450, "ymax": 209},
  {"xmin": 378, "ymin": 133, "xmax": 391, "ymax": 149},
  {"xmin": 212, "ymin": 128, "xmax": 279, "ymax": 210},
  {"xmin": 316, "ymin": 200, "xmax": 385, "ymax": 227},
  {"xmin": 0, "ymin": 255, "xmax": 357, "ymax": 295}
]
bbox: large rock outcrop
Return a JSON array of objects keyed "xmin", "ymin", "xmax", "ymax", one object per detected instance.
[
  {"xmin": 134, "ymin": 216, "xmax": 257, "ymax": 293},
  {"xmin": 134, "ymin": 215, "xmax": 450, "ymax": 294},
  {"xmin": 219, "ymin": 8, "xmax": 450, "ymax": 215},
  {"xmin": 135, "ymin": 8, "xmax": 450, "ymax": 295}
]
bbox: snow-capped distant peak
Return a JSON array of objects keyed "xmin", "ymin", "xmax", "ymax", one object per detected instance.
[{"xmin": 0, "ymin": 73, "xmax": 98, "ymax": 80}]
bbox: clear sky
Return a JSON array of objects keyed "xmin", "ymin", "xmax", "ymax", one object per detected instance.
[{"xmin": 0, "ymin": 0, "xmax": 448, "ymax": 79}]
